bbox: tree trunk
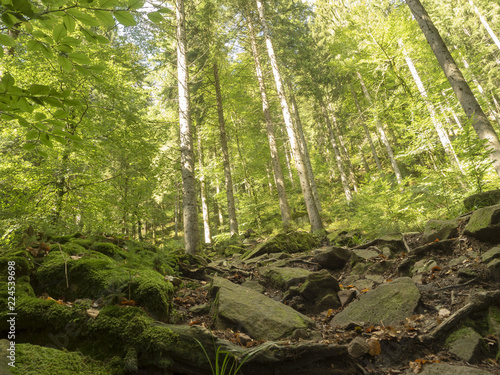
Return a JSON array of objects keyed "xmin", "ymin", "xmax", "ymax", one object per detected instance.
[
  {"xmin": 213, "ymin": 61, "xmax": 239, "ymax": 236},
  {"xmin": 406, "ymin": 0, "xmax": 500, "ymax": 178},
  {"xmin": 351, "ymin": 84, "xmax": 383, "ymax": 172},
  {"xmin": 176, "ymin": 0, "xmax": 200, "ymax": 254},
  {"xmin": 331, "ymin": 113, "xmax": 358, "ymax": 192},
  {"xmin": 399, "ymin": 39, "xmax": 463, "ymax": 173},
  {"xmin": 247, "ymin": 17, "xmax": 291, "ymax": 228},
  {"xmin": 467, "ymin": 0, "xmax": 500, "ymax": 51},
  {"xmin": 286, "ymin": 78, "xmax": 322, "ymax": 212},
  {"xmin": 357, "ymin": 71, "xmax": 403, "ymax": 184},
  {"xmin": 256, "ymin": 0, "xmax": 323, "ymax": 232},
  {"xmin": 322, "ymin": 105, "xmax": 353, "ymax": 201},
  {"xmin": 197, "ymin": 132, "xmax": 212, "ymax": 244}
]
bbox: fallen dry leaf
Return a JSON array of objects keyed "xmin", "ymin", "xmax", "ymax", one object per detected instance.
[
  {"xmin": 86, "ymin": 308, "xmax": 99, "ymax": 319},
  {"xmin": 368, "ymin": 338, "xmax": 381, "ymax": 356}
]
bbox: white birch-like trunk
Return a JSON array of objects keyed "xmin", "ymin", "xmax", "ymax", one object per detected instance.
[
  {"xmin": 357, "ymin": 72, "xmax": 403, "ymax": 184},
  {"xmin": 198, "ymin": 134, "xmax": 211, "ymax": 244},
  {"xmin": 176, "ymin": 0, "xmax": 199, "ymax": 254},
  {"xmin": 467, "ymin": 0, "xmax": 500, "ymax": 52},
  {"xmin": 399, "ymin": 40, "xmax": 464, "ymax": 173},
  {"xmin": 247, "ymin": 17, "xmax": 292, "ymax": 229},
  {"xmin": 406, "ymin": 0, "xmax": 500, "ymax": 178},
  {"xmin": 256, "ymin": 0, "xmax": 323, "ymax": 231}
]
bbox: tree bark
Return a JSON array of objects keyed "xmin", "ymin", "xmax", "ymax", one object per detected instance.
[
  {"xmin": 322, "ymin": 105, "xmax": 353, "ymax": 201},
  {"xmin": 406, "ymin": 0, "xmax": 500, "ymax": 178},
  {"xmin": 213, "ymin": 61, "xmax": 239, "ymax": 236},
  {"xmin": 256, "ymin": 0, "xmax": 323, "ymax": 232},
  {"xmin": 287, "ymin": 78, "xmax": 322, "ymax": 212},
  {"xmin": 176, "ymin": 0, "xmax": 200, "ymax": 254},
  {"xmin": 247, "ymin": 16, "xmax": 292, "ymax": 229},
  {"xmin": 331, "ymin": 113, "xmax": 358, "ymax": 192},
  {"xmin": 197, "ymin": 131, "xmax": 212, "ymax": 244},
  {"xmin": 357, "ymin": 71, "xmax": 403, "ymax": 184}
]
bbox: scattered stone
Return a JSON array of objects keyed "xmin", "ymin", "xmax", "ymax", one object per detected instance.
[
  {"xmin": 422, "ymin": 219, "xmax": 459, "ymax": 243},
  {"xmin": 210, "ymin": 277, "xmax": 314, "ymax": 340},
  {"xmin": 486, "ymin": 258, "xmax": 500, "ymax": 272},
  {"xmin": 445, "ymin": 327, "xmax": 484, "ymax": 363},
  {"xmin": 406, "ymin": 362, "xmax": 494, "ymax": 375},
  {"xmin": 438, "ymin": 308, "xmax": 451, "ymax": 318},
  {"xmin": 481, "ymin": 246, "xmax": 500, "ymax": 263},
  {"xmin": 297, "ymin": 269, "xmax": 340, "ymax": 300},
  {"xmin": 463, "ymin": 204, "xmax": 500, "ymax": 243},
  {"xmin": 365, "ymin": 274, "xmax": 385, "ymax": 284},
  {"xmin": 464, "ymin": 189, "xmax": 500, "ymax": 211},
  {"xmin": 457, "ymin": 268, "xmax": 478, "ymax": 279},
  {"xmin": 410, "ymin": 239, "xmax": 456, "ymax": 256},
  {"xmin": 241, "ymin": 280, "xmax": 265, "ymax": 294},
  {"xmin": 330, "ymin": 278, "xmax": 420, "ymax": 328},
  {"xmin": 338, "ymin": 289, "xmax": 357, "ymax": 306},
  {"xmin": 351, "ymin": 279, "xmax": 375, "ymax": 291},
  {"xmin": 259, "ymin": 266, "xmax": 311, "ymax": 290},
  {"xmin": 488, "ymin": 306, "xmax": 500, "ymax": 357},
  {"xmin": 413, "ymin": 259, "xmax": 438, "ymax": 274},
  {"xmin": 189, "ymin": 303, "xmax": 209, "ymax": 314},
  {"xmin": 352, "ymin": 247, "xmax": 380, "ymax": 260},
  {"xmin": 313, "ymin": 246, "xmax": 351, "ymax": 270},
  {"xmin": 242, "ymin": 231, "xmax": 317, "ymax": 260},
  {"xmin": 348, "ymin": 337, "xmax": 369, "ymax": 358}
]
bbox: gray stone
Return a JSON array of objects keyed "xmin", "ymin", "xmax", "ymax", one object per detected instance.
[
  {"xmin": 338, "ymin": 289, "xmax": 357, "ymax": 306},
  {"xmin": 422, "ymin": 219, "xmax": 459, "ymax": 243},
  {"xmin": 481, "ymin": 246, "xmax": 500, "ymax": 263},
  {"xmin": 464, "ymin": 204, "xmax": 500, "ymax": 243},
  {"xmin": 352, "ymin": 248, "xmax": 380, "ymax": 260},
  {"xmin": 365, "ymin": 274, "xmax": 385, "ymax": 284},
  {"xmin": 330, "ymin": 278, "xmax": 420, "ymax": 328},
  {"xmin": 348, "ymin": 337, "xmax": 369, "ymax": 358},
  {"xmin": 405, "ymin": 362, "xmax": 493, "ymax": 375},
  {"xmin": 457, "ymin": 268, "xmax": 478, "ymax": 279},
  {"xmin": 313, "ymin": 246, "xmax": 352, "ymax": 270},
  {"xmin": 351, "ymin": 279, "xmax": 375, "ymax": 291},
  {"xmin": 210, "ymin": 277, "xmax": 314, "ymax": 340},
  {"xmin": 298, "ymin": 269, "xmax": 340, "ymax": 301},
  {"xmin": 464, "ymin": 189, "xmax": 500, "ymax": 211},
  {"xmin": 242, "ymin": 231, "xmax": 317, "ymax": 260},
  {"xmin": 446, "ymin": 327, "xmax": 484, "ymax": 363},
  {"xmin": 259, "ymin": 266, "xmax": 311, "ymax": 290},
  {"xmin": 487, "ymin": 258, "xmax": 500, "ymax": 272},
  {"xmin": 240, "ymin": 280, "xmax": 265, "ymax": 294},
  {"xmin": 488, "ymin": 306, "xmax": 500, "ymax": 358},
  {"xmin": 413, "ymin": 259, "xmax": 438, "ymax": 274}
]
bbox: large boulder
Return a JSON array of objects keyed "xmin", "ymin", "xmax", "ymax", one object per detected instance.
[
  {"xmin": 210, "ymin": 277, "xmax": 314, "ymax": 340},
  {"xmin": 464, "ymin": 189, "xmax": 500, "ymax": 211},
  {"xmin": 243, "ymin": 231, "xmax": 317, "ymax": 260},
  {"xmin": 463, "ymin": 204, "xmax": 500, "ymax": 243},
  {"xmin": 312, "ymin": 247, "xmax": 351, "ymax": 270},
  {"xmin": 259, "ymin": 266, "xmax": 311, "ymax": 290},
  {"xmin": 330, "ymin": 278, "xmax": 420, "ymax": 328},
  {"xmin": 422, "ymin": 219, "xmax": 459, "ymax": 243},
  {"xmin": 445, "ymin": 327, "xmax": 484, "ymax": 363}
]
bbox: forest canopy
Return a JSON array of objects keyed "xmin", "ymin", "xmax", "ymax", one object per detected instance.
[{"xmin": 1, "ymin": 0, "xmax": 500, "ymax": 253}]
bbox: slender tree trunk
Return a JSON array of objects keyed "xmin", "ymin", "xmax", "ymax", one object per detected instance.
[
  {"xmin": 283, "ymin": 140, "xmax": 296, "ymax": 188},
  {"xmin": 197, "ymin": 133, "xmax": 211, "ymax": 244},
  {"xmin": 287, "ymin": 78, "xmax": 322, "ymax": 211},
  {"xmin": 256, "ymin": 0, "xmax": 323, "ymax": 231},
  {"xmin": 467, "ymin": 0, "xmax": 500, "ymax": 51},
  {"xmin": 406, "ymin": 0, "xmax": 500, "ymax": 178},
  {"xmin": 322, "ymin": 104, "xmax": 352, "ymax": 201},
  {"xmin": 351, "ymin": 83, "xmax": 383, "ymax": 172},
  {"xmin": 176, "ymin": 0, "xmax": 199, "ymax": 254},
  {"xmin": 247, "ymin": 17, "xmax": 291, "ymax": 228},
  {"xmin": 400, "ymin": 40, "xmax": 463, "ymax": 173},
  {"xmin": 174, "ymin": 179, "xmax": 180, "ymax": 239},
  {"xmin": 215, "ymin": 179, "xmax": 224, "ymax": 232},
  {"xmin": 331, "ymin": 113, "xmax": 358, "ymax": 192},
  {"xmin": 357, "ymin": 71, "xmax": 403, "ymax": 184},
  {"xmin": 213, "ymin": 61, "xmax": 239, "ymax": 236},
  {"xmin": 442, "ymin": 91, "xmax": 463, "ymax": 130}
]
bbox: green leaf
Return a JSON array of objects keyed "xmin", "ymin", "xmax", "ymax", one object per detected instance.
[
  {"xmin": 73, "ymin": 65, "xmax": 91, "ymax": 76},
  {"xmin": 42, "ymin": 97, "xmax": 63, "ymax": 107},
  {"xmin": 23, "ymin": 143, "xmax": 37, "ymax": 150},
  {"xmin": 1, "ymin": 73, "xmax": 15, "ymax": 90},
  {"xmin": 99, "ymin": 0, "xmax": 118, "ymax": 6},
  {"xmin": 56, "ymin": 44, "xmax": 73, "ymax": 53},
  {"xmin": 95, "ymin": 35, "xmax": 109, "ymax": 44},
  {"xmin": 87, "ymin": 64, "xmax": 106, "ymax": 73},
  {"xmin": 52, "ymin": 135, "xmax": 66, "ymax": 144},
  {"xmin": 1, "ymin": 13, "xmax": 16, "ymax": 29},
  {"xmin": 80, "ymin": 27, "xmax": 98, "ymax": 44},
  {"xmin": 52, "ymin": 23, "xmax": 67, "ymax": 42},
  {"xmin": 68, "ymin": 52, "xmax": 91, "ymax": 65},
  {"xmin": 40, "ymin": 44, "xmax": 54, "ymax": 59},
  {"xmin": 27, "ymin": 39, "xmax": 42, "ymax": 51},
  {"xmin": 29, "ymin": 84, "xmax": 50, "ymax": 95},
  {"xmin": 0, "ymin": 48, "xmax": 3, "ymax": 58},
  {"xmin": 0, "ymin": 33, "xmax": 15, "ymax": 47},
  {"xmin": 67, "ymin": 9, "xmax": 100, "ymax": 27},
  {"xmin": 34, "ymin": 113, "xmax": 46, "ymax": 121},
  {"xmin": 57, "ymin": 55, "xmax": 73, "ymax": 72},
  {"xmin": 40, "ymin": 132, "xmax": 53, "ymax": 147},
  {"xmin": 38, "ymin": 150, "xmax": 48, "ymax": 157},
  {"xmin": 52, "ymin": 128, "xmax": 68, "ymax": 136},
  {"xmin": 54, "ymin": 109, "xmax": 69, "ymax": 119},
  {"xmin": 113, "ymin": 11, "xmax": 136, "ymax": 26},
  {"xmin": 63, "ymin": 14, "xmax": 76, "ymax": 32},
  {"xmin": 60, "ymin": 36, "xmax": 81, "ymax": 46},
  {"xmin": 128, "ymin": 0, "xmax": 144, "ymax": 10},
  {"xmin": 94, "ymin": 10, "xmax": 115, "ymax": 26},
  {"xmin": 13, "ymin": 0, "xmax": 33, "ymax": 15},
  {"xmin": 147, "ymin": 12, "xmax": 163, "ymax": 23},
  {"xmin": 26, "ymin": 129, "xmax": 39, "ymax": 140}
]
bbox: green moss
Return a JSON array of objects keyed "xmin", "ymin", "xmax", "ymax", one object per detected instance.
[
  {"xmin": 130, "ymin": 270, "xmax": 173, "ymax": 321},
  {"xmin": 60, "ymin": 242, "xmax": 87, "ymax": 255},
  {"xmin": 69, "ymin": 238, "xmax": 93, "ymax": 249},
  {"xmin": 138, "ymin": 325, "xmax": 177, "ymax": 369},
  {"xmin": 10, "ymin": 344, "xmax": 114, "ymax": 375},
  {"xmin": 0, "ymin": 251, "xmax": 33, "ymax": 280},
  {"xmin": 50, "ymin": 235, "xmax": 74, "ymax": 244},
  {"xmin": 90, "ymin": 242, "xmax": 126, "ymax": 259},
  {"xmin": 224, "ymin": 245, "xmax": 245, "ymax": 257}
]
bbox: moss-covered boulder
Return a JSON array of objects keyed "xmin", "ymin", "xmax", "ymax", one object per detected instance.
[
  {"xmin": 464, "ymin": 189, "xmax": 500, "ymax": 211},
  {"xmin": 129, "ymin": 270, "xmax": 173, "ymax": 321},
  {"xmin": 445, "ymin": 327, "xmax": 484, "ymax": 363},
  {"xmin": 90, "ymin": 242, "xmax": 126, "ymax": 258},
  {"xmin": 242, "ymin": 231, "xmax": 317, "ymax": 260},
  {"xmin": 69, "ymin": 238, "xmax": 93, "ymax": 249},
  {"xmin": 313, "ymin": 247, "xmax": 352, "ymax": 270},
  {"xmin": 60, "ymin": 242, "xmax": 87, "ymax": 255},
  {"xmin": 330, "ymin": 277, "xmax": 420, "ymax": 327},
  {"xmin": 0, "ymin": 251, "xmax": 33, "ymax": 279},
  {"xmin": 224, "ymin": 245, "xmax": 246, "ymax": 257},
  {"xmin": 464, "ymin": 204, "xmax": 500, "ymax": 243},
  {"xmin": 422, "ymin": 219, "xmax": 459, "ymax": 243},
  {"xmin": 259, "ymin": 266, "xmax": 311, "ymax": 290},
  {"xmin": 210, "ymin": 277, "xmax": 315, "ymax": 340}
]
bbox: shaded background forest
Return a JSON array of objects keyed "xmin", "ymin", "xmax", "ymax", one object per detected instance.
[{"xmin": 1, "ymin": 0, "xmax": 500, "ymax": 249}]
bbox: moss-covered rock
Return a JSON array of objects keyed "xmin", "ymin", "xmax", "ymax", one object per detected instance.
[
  {"xmin": 137, "ymin": 325, "xmax": 178, "ymax": 370},
  {"xmin": 259, "ymin": 266, "xmax": 311, "ymax": 290},
  {"xmin": 242, "ymin": 231, "xmax": 318, "ymax": 260},
  {"xmin": 7, "ymin": 342, "xmax": 114, "ymax": 375},
  {"xmin": 0, "ymin": 251, "xmax": 33, "ymax": 279},
  {"xmin": 464, "ymin": 204, "xmax": 500, "ymax": 243},
  {"xmin": 129, "ymin": 270, "xmax": 173, "ymax": 321},
  {"xmin": 445, "ymin": 327, "xmax": 485, "ymax": 363},
  {"xmin": 422, "ymin": 219, "xmax": 459, "ymax": 243},
  {"xmin": 224, "ymin": 245, "xmax": 245, "ymax": 257},
  {"xmin": 464, "ymin": 189, "xmax": 500, "ymax": 211},
  {"xmin": 69, "ymin": 238, "xmax": 93, "ymax": 249},
  {"xmin": 90, "ymin": 242, "xmax": 126, "ymax": 258},
  {"xmin": 60, "ymin": 242, "xmax": 87, "ymax": 255}
]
